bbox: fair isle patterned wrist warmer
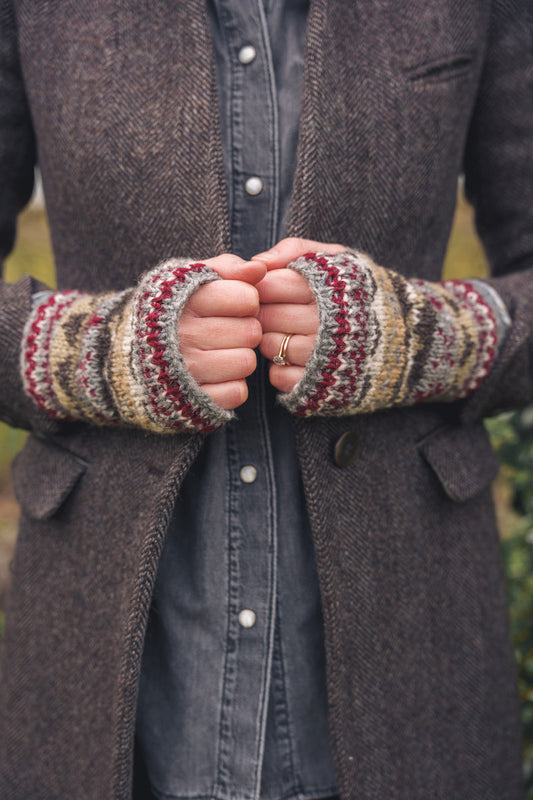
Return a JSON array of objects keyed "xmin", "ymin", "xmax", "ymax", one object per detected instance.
[
  {"xmin": 21, "ymin": 259, "xmax": 233, "ymax": 434},
  {"xmin": 280, "ymin": 251, "xmax": 510, "ymax": 417}
]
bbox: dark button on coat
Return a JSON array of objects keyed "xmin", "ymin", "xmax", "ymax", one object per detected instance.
[{"xmin": 333, "ymin": 430, "xmax": 361, "ymax": 468}]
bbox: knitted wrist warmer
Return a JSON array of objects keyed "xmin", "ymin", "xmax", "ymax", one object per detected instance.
[
  {"xmin": 280, "ymin": 251, "xmax": 510, "ymax": 417},
  {"xmin": 21, "ymin": 259, "xmax": 233, "ymax": 434}
]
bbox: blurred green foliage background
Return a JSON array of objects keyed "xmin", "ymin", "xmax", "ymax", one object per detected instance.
[{"xmin": 1, "ymin": 193, "xmax": 533, "ymax": 794}]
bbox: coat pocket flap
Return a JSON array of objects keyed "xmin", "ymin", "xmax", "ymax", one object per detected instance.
[
  {"xmin": 418, "ymin": 422, "xmax": 500, "ymax": 503},
  {"xmin": 12, "ymin": 435, "xmax": 88, "ymax": 520}
]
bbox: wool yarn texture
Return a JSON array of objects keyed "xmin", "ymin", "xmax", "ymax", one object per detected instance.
[
  {"xmin": 280, "ymin": 251, "xmax": 510, "ymax": 417},
  {"xmin": 21, "ymin": 259, "xmax": 233, "ymax": 434}
]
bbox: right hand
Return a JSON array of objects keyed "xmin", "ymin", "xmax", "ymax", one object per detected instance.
[{"xmin": 178, "ymin": 254, "xmax": 266, "ymax": 409}]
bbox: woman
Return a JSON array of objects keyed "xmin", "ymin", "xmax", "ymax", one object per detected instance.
[{"xmin": 0, "ymin": 1, "xmax": 530, "ymax": 798}]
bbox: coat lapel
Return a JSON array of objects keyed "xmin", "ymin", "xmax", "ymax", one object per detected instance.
[{"xmin": 288, "ymin": 0, "xmax": 400, "ymax": 251}]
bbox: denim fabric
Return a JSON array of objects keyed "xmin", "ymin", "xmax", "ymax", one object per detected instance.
[{"xmin": 136, "ymin": 2, "xmax": 338, "ymax": 800}]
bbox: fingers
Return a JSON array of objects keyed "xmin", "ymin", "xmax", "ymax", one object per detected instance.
[
  {"xmin": 185, "ymin": 348, "xmax": 257, "ymax": 385},
  {"xmin": 185, "ymin": 280, "xmax": 259, "ymax": 318},
  {"xmin": 253, "ymin": 237, "xmax": 347, "ymax": 270},
  {"xmin": 258, "ymin": 302, "xmax": 319, "ymax": 335},
  {"xmin": 178, "ymin": 277, "xmax": 261, "ymax": 409},
  {"xmin": 201, "ymin": 380, "xmax": 249, "ymax": 410},
  {"xmin": 180, "ymin": 316, "xmax": 262, "ymax": 351},
  {"xmin": 260, "ymin": 332, "xmax": 315, "ymax": 367},
  {"xmin": 269, "ymin": 364, "xmax": 305, "ymax": 393},
  {"xmin": 256, "ymin": 269, "xmax": 314, "ymax": 304},
  {"xmin": 255, "ymin": 272, "xmax": 317, "ymax": 385},
  {"xmin": 204, "ymin": 253, "xmax": 266, "ymax": 285}
]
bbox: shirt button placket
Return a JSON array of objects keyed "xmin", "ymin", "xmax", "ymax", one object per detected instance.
[
  {"xmin": 238, "ymin": 42, "xmax": 264, "ymax": 202},
  {"xmin": 223, "ymin": 10, "xmax": 278, "ymax": 796}
]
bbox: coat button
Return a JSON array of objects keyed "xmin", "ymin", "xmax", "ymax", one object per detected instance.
[{"xmin": 334, "ymin": 431, "xmax": 360, "ymax": 468}]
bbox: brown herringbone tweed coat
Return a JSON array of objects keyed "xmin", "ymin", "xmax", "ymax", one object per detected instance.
[{"xmin": 0, "ymin": 1, "xmax": 531, "ymax": 798}]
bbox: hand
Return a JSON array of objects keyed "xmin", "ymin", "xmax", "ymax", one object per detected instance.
[
  {"xmin": 178, "ymin": 254, "xmax": 266, "ymax": 409},
  {"xmin": 253, "ymin": 238, "xmax": 347, "ymax": 393}
]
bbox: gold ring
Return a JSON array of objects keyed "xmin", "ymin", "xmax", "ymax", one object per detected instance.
[{"xmin": 273, "ymin": 333, "xmax": 293, "ymax": 366}]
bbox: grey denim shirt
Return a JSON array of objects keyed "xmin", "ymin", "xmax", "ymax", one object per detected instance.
[{"xmin": 135, "ymin": 2, "xmax": 339, "ymax": 800}]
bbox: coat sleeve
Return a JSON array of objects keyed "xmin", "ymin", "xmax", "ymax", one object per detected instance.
[
  {"xmin": 0, "ymin": 0, "xmax": 59, "ymax": 434},
  {"xmin": 461, "ymin": 0, "xmax": 533, "ymax": 423}
]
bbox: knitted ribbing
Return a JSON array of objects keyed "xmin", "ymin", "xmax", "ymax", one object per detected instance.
[
  {"xmin": 21, "ymin": 259, "xmax": 233, "ymax": 434},
  {"xmin": 280, "ymin": 251, "xmax": 510, "ymax": 417}
]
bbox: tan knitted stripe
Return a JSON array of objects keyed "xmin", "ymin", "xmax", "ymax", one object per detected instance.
[
  {"xmin": 105, "ymin": 299, "xmax": 161, "ymax": 431},
  {"xmin": 361, "ymin": 264, "xmax": 413, "ymax": 412},
  {"xmin": 48, "ymin": 294, "xmax": 105, "ymax": 420},
  {"xmin": 74, "ymin": 291, "xmax": 133, "ymax": 426},
  {"xmin": 393, "ymin": 278, "xmax": 436, "ymax": 404}
]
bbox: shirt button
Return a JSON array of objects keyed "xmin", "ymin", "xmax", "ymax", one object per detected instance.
[
  {"xmin": 238, "ymin": 45, "xmax": 257, "ymax": 65},
  {"xmin": 239, "ymin": 465, "xmax": 258, "ymax": 484},
  {"xmin": 238, "ymin": 609, "xmax": 256, "ymax": 628},
  {"xmin": 245, "ymin": 176, "xmax": 263, "ymax": 196}
]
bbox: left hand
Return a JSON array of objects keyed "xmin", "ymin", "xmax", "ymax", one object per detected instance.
[{"xmin": 253, "ymin": 238, "xmax": 346, "ymax": 392}]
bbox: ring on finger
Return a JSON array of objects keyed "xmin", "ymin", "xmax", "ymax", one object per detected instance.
[{"xmin": 273, "ymin": 333, "xmax": 293, "ymax": 367}]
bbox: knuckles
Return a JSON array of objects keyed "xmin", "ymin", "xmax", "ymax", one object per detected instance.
[
  {"xmin": 228, "ymin": 380, "xmax": 248, "ymax": 408},
  {"xmin": 239, "ymin": 348, "xmax": 257, "ymax": 378},
  {"xmin": 206, "ymin": 280, "xmax": 259, "ymax": 316},
  {"xmin": 245, "ymin": 317, "xmax": 263, "ymax": 348},
  {"xmin": 235, "ymin": 284, "xmax": 260, "ymax": 316},
  {"xmin": 269, "ymin": 364, "xmax": 303, "ymax": 393}
]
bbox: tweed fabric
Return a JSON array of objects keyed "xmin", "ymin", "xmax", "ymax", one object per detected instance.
[
  {"xmin": 0, "ymin": 0, "xmax": 532, "ymax": 798},
  {"xmin": 21, "ymin": 259, "xmax": 231, "ymax": 434},
  {"xmin": 281, "ymin": 251, "xmax": 509, "ymax": 416}
]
